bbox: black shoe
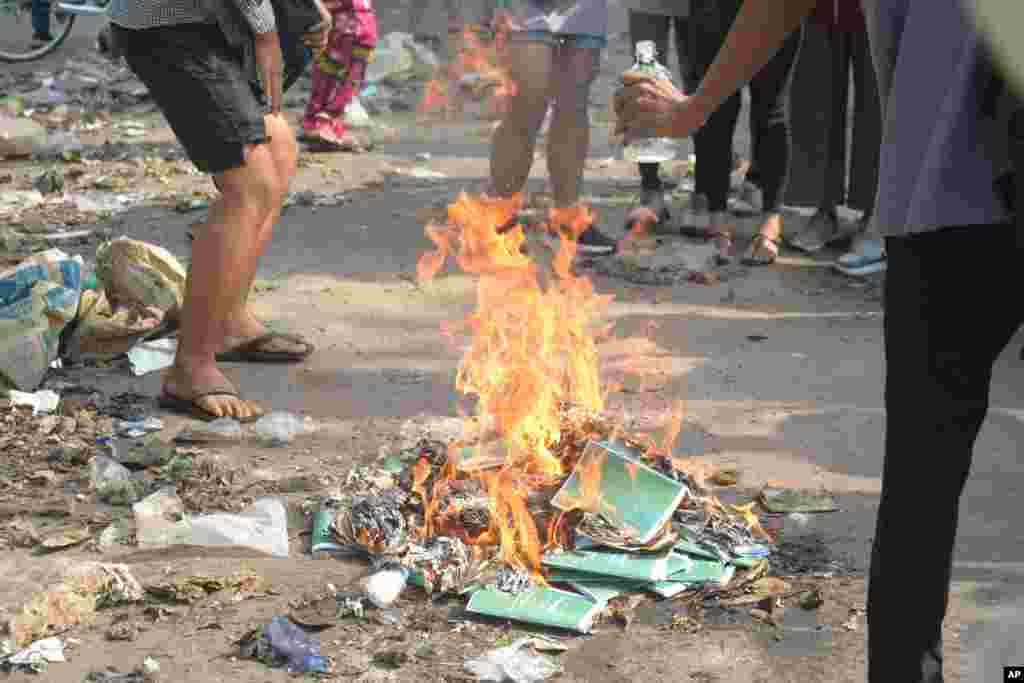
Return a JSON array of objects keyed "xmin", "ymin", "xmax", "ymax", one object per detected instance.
[{"xmin": 576, "ymin": 225, "xmax": 618, "ymax": 255}]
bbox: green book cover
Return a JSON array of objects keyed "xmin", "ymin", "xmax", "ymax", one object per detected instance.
[
  {"xmin": 647, "ymin": 580, "xmax": 692, "ymax": 599},
  {"xmin": 543, "ymin": 547, "xmax": 672, "ymax": 582},
  {"xmin": 674, "ymin": 538, "xmax": 726, "ymax": 562},
  {"xmin": 667, "ymin": 553, "xmax": 734, "ymax": 586},
  {"xmin": 466, "ymin": 585, "xmax": 604, "ymax": 634},
  {"xmin": 551, "ymin": 441, "xmax": 688, "ymax": 545}
]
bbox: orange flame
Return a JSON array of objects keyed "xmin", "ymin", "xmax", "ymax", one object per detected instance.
[
  {"xmin": 416, "ymin": 193, "xmax": 611, "ymax": 574},
  {"xmin": 419, "ymin": 19, "xmax": 518, "ymax": 121}
]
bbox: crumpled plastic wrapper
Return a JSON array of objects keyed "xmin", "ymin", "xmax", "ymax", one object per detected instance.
[
  {"xmin": 401, "ymin": 536, "xmax": 488, "ymax": 595},
  {"xmin": 331, "ymin": 492, "xmax": 409, "ymax": 556},
  {"xmin": 464, "ymin": 638, "xmax": 563, "ymax": 683}
]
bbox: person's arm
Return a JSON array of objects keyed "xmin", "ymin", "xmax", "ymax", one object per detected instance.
[{"xmin": 679, "ymin": 0, "xmax": 817, "ymax": 132}]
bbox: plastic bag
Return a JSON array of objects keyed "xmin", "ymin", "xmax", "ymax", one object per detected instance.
[
  {"xmin": 253, "ymin": 412, "xmax": 317, "ymax": 446},
  {"xmin": 190, "ymin": 498, "xmax": 290, "ymax": 558},
  {"xmin": 133, "ymin": 487, "xmax": 192, "ymax": 548},
  {"xmin": 464, "ymin": 639, "xmax": 562, "ymax": 683},
  {"xmin": 95, "ymin": 237, "xmax": 187, "ymax": 318},
  {"xmin": 0, "ymin": 249, "xmax": 83, "ymax": 390}
]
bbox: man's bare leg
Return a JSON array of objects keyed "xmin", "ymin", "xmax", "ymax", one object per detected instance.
[
  {"xmin": 489, "ymin": 41, "xmax": 553, "ymax": 198},
  {"xmin": 546, "ymin": 45, "xmax": 600, "ymax": 208},
  {"xmin": 220, "ymin": 114, "xmax": 303, "ymax": 355},
  {"xmin": 163, "ymin": 138, "xmax": 286, "ymax": 419}
]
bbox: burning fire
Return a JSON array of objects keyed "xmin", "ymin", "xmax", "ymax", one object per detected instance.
[
  {"xmin": 418, "ymin": 16, "xmax": 518, "ymax": 120},
  {"xmin": 416, "ymin": 194, "xmax": 612, "ymax": 575},
  {"xmin": 415, "ymin": 193, "xmax": 770, "ymax": 577}
]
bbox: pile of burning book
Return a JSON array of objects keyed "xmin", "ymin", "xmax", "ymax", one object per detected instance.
[{"xmin": 311, "ymin": 428, "xmax": 772, "ymax": 633}]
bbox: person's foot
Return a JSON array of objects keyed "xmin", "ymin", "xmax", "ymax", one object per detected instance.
[
  {"xmin": 834, "ymin": 235, "xmax": 886, "ymax": 276},
  {"xmin": 576, "ymin": 225, "xmax": 618, "ymax": 255},
  {"xmin": 221, "ymin": 310, "xmax": 310, "ymax": 357},
  {"xmin": 708, "ymin": 211, "xmax": 736, "ymax": 265},
  {"xmin": 162, "ymin": 362, "xmax": 263, "ymax": 421},
  {"xmin": 788, "ymin": 207, "xmax": 839, "ymax": 253},
  {"xmin": 742, "ymin": 213, "xmax": 784, "ymax": 266}
]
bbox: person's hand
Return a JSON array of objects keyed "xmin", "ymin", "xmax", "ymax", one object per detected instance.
[
  {"xmin": 303, "ymin": 0, "xmax": 332, "ymax": 54},
  {"xmin": 614, "ymin": 70, "xmax": 712, "ymax": 140},
  {"xmin": 254, "ymin": 31, "xmax": 285, "ymax": 115}
]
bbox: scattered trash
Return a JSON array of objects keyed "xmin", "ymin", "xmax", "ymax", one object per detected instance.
[
  {"xmin": 7, "ymin": 562, "xmax": 142, "ymax": 647},
  {"xmin": 464, "ymin": 637, "xmax": 564, "ymax": 682},
  {"xmin": 65, "ymin": 192, "xmax": 149, "ymax": 214},
  {"xmin": 84, "ymin": 656, "xmax": 158, "ymax": 683},
  {"xmin": 239, "ymin": 616, "xmax": 330, "ymax": 674},
  {"xmin": 126, "ymin": 338, "xmax": 177, "ymax": 376},
  {"xmin": 33, "ymin": 131, "xmax": 83, "ymax": 162},
  {"xmin": 720, "ymin": 577, "xmax": 791, "ymax": 607},
  {"xmin": 189, "ymin": 498, "xmax": 290, "ymax": 558},
  {"xmin": 253, "ymin": 411, "xmax": 317, "ymax": 446},
  {"xmin": 0, "ymin": 190, "xmax": 45, "ymax": 216},
  {"xmin": 0, "ymin": 249, "xmax": 83, "ymax": 390},
  {"xmin": 758, "ymin": 488, "xmax": 839, "ymax": 514},
  {"xmin": 0, "ymin": 116, "xmax": 47, "ymax": 159},
  {"xmin": 97, "ymin": 519, "xmax": 135, "ymax": 549},
  {"xmin": 132, "ymin": 487, "xmax": 192, "ymax": 548},
  {"xmin": 0, "ymin": 636, "xmax": 65, "ymax": 674},
  {"xmin": 90, "ymin": 454, "xmax": 133, "ymax": 488},
  {"xmin": 173, "ymin": 417, "xmax": 242, "ymax": 444},
  {"xmin": 146, "ymin": 569, "xmax": 268, "ymax": 604},
  {"xmin": 344, "ymin": 96, "xmax": 372, "ymax": 128},
  {"xmin": 67, "ymin": 289, "xmax": 166, "ymax": 361},
  {"xmin": 328, "ymin": 492, "xmax": 409, "ymax": 555},
  {"xmin": 8, "ymin": 390, "xmax": 60, "ymax": 415},
  {"xmin": 799, "ymin": 589, "xmax": 824, "ymax": 610},
  {"xmin": 96, "ymin": 238, "xmax": 187, "ymax": 317},
  {"xmin": 116, "ymin": 417, "xmax": 164, "ymax": 438},
  {"xmin": 33, "ymin": 168, "xmax": 65, "ymax": 194},
  {"xmin": 362, "ymin": 562, "xmax": 410, "ymax": 608}
]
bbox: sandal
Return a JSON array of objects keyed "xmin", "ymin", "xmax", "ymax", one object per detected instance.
[
  {"xmin": 708, "ymin": 211, "xmax": 736, "ymax": 265},
  {"xmin": 742, "ymin": 233, "xmax": 780, "ymax": 266},
  {"xmin": 159, "ymin": 389, "xmax": 262, "ymax": 423},
  {"xmin": 216, "ymin": 331, "xmax": 315, "ymax": 364}
]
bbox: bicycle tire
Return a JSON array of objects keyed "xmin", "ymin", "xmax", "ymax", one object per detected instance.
[{"xmin": 0, "ymin": 12, "xmax": 77, "ymax": 63}]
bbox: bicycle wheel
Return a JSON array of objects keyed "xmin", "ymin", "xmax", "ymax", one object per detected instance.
[{"xmin": 0, "ymin": 2, "xmax": 77, "ymax": 63}]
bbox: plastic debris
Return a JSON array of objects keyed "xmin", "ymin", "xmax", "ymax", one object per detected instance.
[
  {"xmin": 8, "ymin": 390, "xmax": 60, "ymax": 415},
  {"xmin": 173, "ymin": 417, "xmax": 242, "ymax": 444},
  {"xmin": 362, "ymin": 562, "xmax": 409, "ymax": 608},
  {"xmin": 96, "ymin": 237, "xmax": 187, "ymax": 316},
  {"xmin": 239, "ymin": 616, "xmax": 329, "ymax": 674},
  {"xmin": 758, "ymin": 488, "xmax": 839, "ymax": 514},
  {"xmin": 33, "ymin": 131, "xmax": 83, "ymax": 162},
  {"xmin": 189, "ymin": 498, "xmax": 290, "ymax": 558},
  {"xmin": 0, "ymin": 250, "xmax": 83, "ymax": 391},
  {"xmin": 253, "ymin": 411, "xmax": 317, "ymax": 446},
  {"xmin": 145, "ymin": 569, "xmax": 268, "ymax": 604},
  {"xmin": 133, "ymin": 487, "xmax": 192, "ymax": 548},
  {"xmin": 464, "ymin": 638, "xmax": 563, "ymax": 683},
  {"xmin": 117, "ymin": 417, "xmax": 164, "ymax": 438},
  {"xmin": 0, "ymin": 637, "xmax": 65, "ymax": 673},
  {"xmin": 344, "ymin": 96, "xmax": 372, "ymax": 128},
  {"xmin": 90, "ymin": 454, "xmax": 133, "ymax": 488},
  {"xmin": 127, "ymin": 338, "xmax": 177, "ymax": 376}
]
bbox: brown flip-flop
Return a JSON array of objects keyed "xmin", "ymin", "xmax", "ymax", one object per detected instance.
[
  {"xmin": 216, "ymin": 332, "xmax": 314, "ymax": 364},
  {"xmin": 158, "ymin": 390, "xmax": 262, "ymax": 423}
]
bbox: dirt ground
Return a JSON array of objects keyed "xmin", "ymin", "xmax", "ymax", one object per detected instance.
[{"xmin": 2, "ymin": 7, "xmax": 1023, "ymax": 683}]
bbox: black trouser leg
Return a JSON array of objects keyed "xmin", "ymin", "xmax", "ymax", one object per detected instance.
[
  {"xmin": 846, "ymin": 27, "xmax": 882, "ymax": 216},
  {"xmin": 745, "ymin": 23, "xmax": 803, "ymax": 212},
  {"xmin": 693, "ymin": 92, "xmax": 741, "ymax": 211},
  {"xmin": 869, "ymin": 223, "xmax": 1024, "ymax": 683},
  {"xmin": 819, "ymin": 28, "xmax": 851, "ymax": 209}
]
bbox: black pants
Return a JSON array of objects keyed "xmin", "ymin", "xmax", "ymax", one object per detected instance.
[
  {"xmin": 819, "ymin": 25, "xmax": 881, "ymax": 214},
  {"xmin": 691, "ymin": 0, "xmax": 802, "ymax": 212},
  {"xmin": 870, "ymin": 223, "xmax": 1024, "ymax": 682}
]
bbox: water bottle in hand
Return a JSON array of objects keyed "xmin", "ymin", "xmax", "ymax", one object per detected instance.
[{"xmin": 622, "ymin": 41, "xmax": 679, "ymax": 164}]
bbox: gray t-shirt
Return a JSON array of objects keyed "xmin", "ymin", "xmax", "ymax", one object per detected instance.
[{"xmin": 862, "ymin": 0, "xmax": 1008, "ymax": 236}]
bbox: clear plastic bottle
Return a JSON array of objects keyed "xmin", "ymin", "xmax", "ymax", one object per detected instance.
[{"xmin": 622, "ymin": 41, "xmax": 679, "ymax": 164}]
